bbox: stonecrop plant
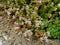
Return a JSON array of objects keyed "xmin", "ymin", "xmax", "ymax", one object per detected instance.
[{"xmin": 0, "ymin": 0, "xmax": 60, "ymax": 39}]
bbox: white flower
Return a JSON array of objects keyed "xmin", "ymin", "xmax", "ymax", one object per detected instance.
[
  {"xmin": 12, "ymin": 15, "xmax": 16, "ymax": 19},
  {"xmin": 38, "ymin": 0, "xmax": 43, "ymax": 3},
  {"xmin": 8, "ymin": 37, "xmax": 11, "ymax": 40},
  {"xmin": 25, "ymin": 20, "xmax": 31, "ymax": 24},
  {"xmin": 26, "ymin": 5, "xmax": 29, "ymax": 10},
  {"xmin": 22, "ymin": 17, "xmax": 26, "ymax": 20},
  {"xmin": 35, "ymin": 7, "xmax": 38, "ymax": 10},
  {"xmin": 57, "ymin": 3, "xmax": 60, "ymax": 7},
  {"xmin": 38, "ymin": 0, "xmax": 42, "ymax": 3},
  {"xmin": 7, "ymin": 11, "xmax": 11, "ymax": 15},
  {"xmin": 21, "ymin": 22, "xmax": 24, "ymax": 25},
  {"xmin": 14, "ymin": 22, "xmax": 19, "ymax": 25},
  {"xmin": 18, "ymin": 31, "xmax": 22, "ymax": 35},
  {"xmin": 26, "ymin": 5, "xmax": 29, "ymax": 8},
  {"xmin": 8, "ymin": 8, "xmax": 13, "ymax": 11},
  {"xmin": 36, "ymin": 23, "xmax": 39, "ymax": 27},
  {"xmin": 16, "ymin": 8, "xmax": 19, "ymax": 11},
  {"xmin": 13, "ymin": 7, "xmax": 16, "ymax": 10},
  {"xmin": 28, "ymin": 21, "xmax": 31, "ymax": 24},
  {"xmin": 35, "ymin": 20, "xmax": 42, "ymax": 27},
  {"xmin": 51, "ymin": 2, "xmax": 54, "ymax": 6},
  {"xmin": 19, "ymin": 17, "xmax": 26, "ymax": 21},
  {"xmin": 43, "ymin": 36, "xmax": 49, "ymax": 43},
  {"xmin": 19, "ymin": 17, "xmax": 22, "ymax": 20},
  {"xmin": 32, "ymin": 11, "xmax": 36, "ymax": 14},
  {"xmin": 44, "ymin": 31, "xmax": 50, "ymax": 37},
  {"xmin": 23, "ymin": 30, "xmax": 33, "ymax": 38},
  {"xmin": 40, "ymin": 37, "xmax": 44, "ymax": 40},
  {"xmin": 14, "ymin": 27, "xmax": 20, "ymax": 30},
  {"xmin": 39, "ymin": 37, "xmax": 44, "ymax": 43},
  {"xmin": 15, "ymin": 11, "xmax": 19, "ymax": 14},
  {"xmin": 3, "ymin": 35, "xmax": 8, "ymax": 40},
  {"xmin": 47, "ymin": 31, "xmax": 50, "ymax": 37},
  {"xmin": 44, "ymin": 36, "xmax": 48, "ymax": 40}
]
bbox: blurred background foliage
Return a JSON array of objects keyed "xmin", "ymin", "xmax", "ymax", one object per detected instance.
[{"xmin": 0, "ymin": 0, "xmax": 60, "ymax": 39}]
